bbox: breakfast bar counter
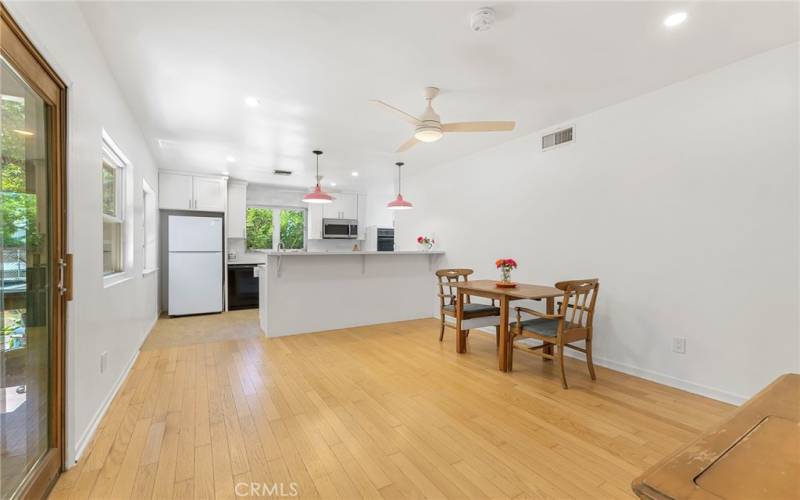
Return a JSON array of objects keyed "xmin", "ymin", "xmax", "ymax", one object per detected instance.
[{"xmin": 257, "ymin": 250, "xmax": 444, "ymax": 337}]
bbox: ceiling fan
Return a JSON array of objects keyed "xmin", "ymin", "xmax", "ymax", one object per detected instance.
[{"xmin": 370, "ymin": 87, "xmax": 516, "ymax": 152}]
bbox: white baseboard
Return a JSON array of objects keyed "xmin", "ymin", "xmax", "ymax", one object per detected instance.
[
  {"xmin": 561, "ymin": 349, "xmax": 747, "ymax": 406},
  {"xmin": 472, "ymin": 325, "xmax": 747, "ymax": 406},
  {"xmin": 143, "ymin": 314, "xmax": 159, "ymax": 343},
  {"xmin": 69, "ymin": 314, "xmax": 159, "ymax": 467}
]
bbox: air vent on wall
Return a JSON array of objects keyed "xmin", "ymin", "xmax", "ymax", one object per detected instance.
[
  {"xmin": 541, "ymin": 126, "xmax": 574, "ymax": 151},
  {"xmin": 273, "ymin": 169, "xmax": 293, "ymax": 176}
]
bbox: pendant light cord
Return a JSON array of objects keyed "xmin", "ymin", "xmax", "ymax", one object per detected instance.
[
  {"xmin": 313, "ymin": 150, "xmax": 323, "ymax": 186},
  {"xmin": 396, "ymin": 161, "xmax": 404, "ymax": 194}
]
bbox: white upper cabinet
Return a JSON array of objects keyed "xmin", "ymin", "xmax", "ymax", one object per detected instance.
[
  {"xmin": 159, "ymin": 172, "xmax": 194, "ymax": 210},
  {"xmin": 194, "ymin": 176, "xmax": 226, "ymax": 212},
  {"xmin": 323, "ymin": 192, "xmax": 357, "ymax": 220},
  {"xmin": 307, "ymin": 203, "xmax": 324, "ymax": 240},
  {"xmin": 340, "ymin": 193, "xmax": 358, "ymax": 220},
  {"xmin": 159, "ymin": 171, "xmax": 227, "ymax": 212},
  {"xmin": 227, "ymin": 180, "xmax": 247, "ymax": 238}
]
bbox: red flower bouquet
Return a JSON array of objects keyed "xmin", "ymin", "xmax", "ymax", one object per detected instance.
[
  {"xmin": 417, "ymin": 235, "xmax": 435, "ymax": 250},
  {"xmin": 495, "ymin": 258, "xmax": 517, "ymax": 286}
]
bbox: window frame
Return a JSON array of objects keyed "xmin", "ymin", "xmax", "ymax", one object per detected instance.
[
  {"xmin": 101, "ymin": 130, "xmax": 133, "ymax": 286},
  {"xmin": 246, "ymin": 205, "xmax": 307, "ymax": 251}
]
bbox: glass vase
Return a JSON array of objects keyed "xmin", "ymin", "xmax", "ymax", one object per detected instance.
[{"xmin": 501, "ymin": 267, "xmax": 512, "ymax": 283}]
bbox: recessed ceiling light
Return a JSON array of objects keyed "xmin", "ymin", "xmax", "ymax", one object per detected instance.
[
  {"xmin": 330, "ymin": 181, "xmax": 336, "ymax": 187},
  {"xmin": 226, "ymin": 155, "xmax": 236, "ymax": 162},
  {"xmin": 664, "ymin": 12, "xmax": 687, "ymax": 27},
  {"xmin": 221, "ymin": 171, "xmax": 229, "ymax": 176},
  {"xmin": 244, "ymin": 96, "xmax": 260, "ymax": 107},
  {"xmin": 351, "ymin": 171, "xmax": 359, "ymax": 177}
]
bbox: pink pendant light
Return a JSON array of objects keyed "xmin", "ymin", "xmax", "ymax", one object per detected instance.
[
  {"xmin": 387, "ymin": 161, "xmax": 413, "ymax": 210},
  {"xmin": 303, "ymin": 150, "xmax": 334, "ymax": 204}
]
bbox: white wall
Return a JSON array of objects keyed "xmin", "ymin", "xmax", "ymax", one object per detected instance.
[
  {"xmin": 396, "ymin": 43, "xmax": 799, "ymax": 404},
  {"xmin": 6, "ymin": 1, "xmax": 161, "ymax": 464},
  {"xmin": 364, "ymin": 183, "xmax": 395, "ymax": 229}
]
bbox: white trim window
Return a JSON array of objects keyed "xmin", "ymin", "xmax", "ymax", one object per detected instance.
[
  {"xmin": 246, "ymin": 206, "xmax": 307, "ymax": 251},
  {"xmin": 142, "ymin": 179, "xmax": 157, "ymax": 274},
  {"xmin": 101, "ymin": 132, "xmax": 130, "ymax": 278}
]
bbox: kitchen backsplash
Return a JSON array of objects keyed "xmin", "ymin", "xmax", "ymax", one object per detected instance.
[{"xmin": 227, "ymin": 237, "xmax": 364, "ymax": 263}]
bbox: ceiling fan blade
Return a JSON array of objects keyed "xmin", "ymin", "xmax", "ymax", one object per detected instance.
[
  {"xmin": 369, "ymin": 99, "xmax": 422, "ymax": 126},
  {"xmin": 396, "ymin": 136, "xmax": 419, "ymax": 152},
  {"xmin": 442, "ymin": 121, "xmax": 516, "ymax": 133}
]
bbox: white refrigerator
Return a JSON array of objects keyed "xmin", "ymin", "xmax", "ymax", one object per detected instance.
[{"xmin": 168, "ymin": 215, "xmax": 223, "ymax": 316}]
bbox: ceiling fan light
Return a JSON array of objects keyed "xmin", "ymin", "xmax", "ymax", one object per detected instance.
[
  {"xmin": 387, "ymin": 194, "xmax": 413, "ymax": 210},
  {"xmin": 303, "ymin": 184, "xmax": 334, "ymax": 204},
  {"xmin": 414, "ymin": 127, "xmax": 443, "ymax": 143}
]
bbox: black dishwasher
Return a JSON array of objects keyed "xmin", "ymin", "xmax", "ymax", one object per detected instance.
[{"xmin": 227, "ymin": 264, "xmax": 259, "ymax": 310}]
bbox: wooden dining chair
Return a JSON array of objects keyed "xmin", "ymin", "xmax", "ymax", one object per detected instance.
[
  {"xmin": 436, "ymin": 269, "xmax": 500, "ymax": 346},
  {"xmin": 510, "ymin": 278, "xmax": 599, "ymax": 389}
]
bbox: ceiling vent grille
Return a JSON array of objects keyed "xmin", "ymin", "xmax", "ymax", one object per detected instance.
[
  {"xmin": 541, "ymin": 126, "xmax": 574, "ymax": 151},
  {"xmin": 273, "ymin": 169, "xmax": 293, "ymax": 176}
]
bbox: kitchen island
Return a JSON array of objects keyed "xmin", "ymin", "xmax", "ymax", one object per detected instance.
[{"xmin": 257, "ymin": 250, "xmax": 444, "ymax": 337}]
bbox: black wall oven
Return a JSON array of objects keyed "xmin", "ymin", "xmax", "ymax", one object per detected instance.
[
  {"xmin": 227, "ymin": 264, "xmax": 259, "ymax": 310},
  {"xmin": 377, "ymin": 228, "xmax": 394, "ymax": 251}
]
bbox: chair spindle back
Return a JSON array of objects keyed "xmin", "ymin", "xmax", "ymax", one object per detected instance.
[
  {"xmin": 435, "ymin": 268, "xmax": 474, "ymax": 307},
  {"xmin": 555, "ymin": 279, "xmax": 599, "ymax": 332}
]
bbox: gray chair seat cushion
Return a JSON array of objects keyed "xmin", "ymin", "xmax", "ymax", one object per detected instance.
[
  {"xmin": 442, "ymin": 303, "xmax": 500, "ymax": 314},
  {"xmin": 517, "ymin": 318, "xmax": 561, "ymax": 337}
]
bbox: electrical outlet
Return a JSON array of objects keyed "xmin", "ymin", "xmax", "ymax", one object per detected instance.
[
  {"xmin": 672, "ymin": 337, "xmax": 687, "ymax": 354},
  {"xmin": 100, "ymin": 351, "xmax": 108, "ymax": 373}
]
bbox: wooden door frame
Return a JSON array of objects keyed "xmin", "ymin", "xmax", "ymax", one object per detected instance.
[{"xmin": 1, "ymin": 4, "xmax": 68, "ymax": 499}]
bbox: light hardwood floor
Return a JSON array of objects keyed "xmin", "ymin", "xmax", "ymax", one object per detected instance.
[{"xmin": 50, "ymin": 314, "xmax": 734, "ymax": 499}]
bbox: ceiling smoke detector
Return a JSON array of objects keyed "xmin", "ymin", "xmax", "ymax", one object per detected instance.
[{"xmin": 470, "ymin": 7, "xmax": 496, "ymax": 32}]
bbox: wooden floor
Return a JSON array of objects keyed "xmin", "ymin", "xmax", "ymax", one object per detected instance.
[{"xmin": 50, "ymin": 315, "xmax": 734, "ymax": 499}]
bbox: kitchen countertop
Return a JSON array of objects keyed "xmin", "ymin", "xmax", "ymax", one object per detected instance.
[{"xmin": 259, "ymin": 250, "xmax": 444, "ymax": 256}]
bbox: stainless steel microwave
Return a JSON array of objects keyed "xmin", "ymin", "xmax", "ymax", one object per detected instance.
[{"xmin": 322, "ymin": 218, "xmax": 358, "ymax": 239}]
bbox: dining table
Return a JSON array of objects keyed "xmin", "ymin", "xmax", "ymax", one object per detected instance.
[{"xmin": 445, "ymin": 279, "xmax": 564, "ymax": 372}]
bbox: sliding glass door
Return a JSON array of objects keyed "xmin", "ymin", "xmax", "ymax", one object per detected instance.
[{"xmin": 1, "ymin": 5, "xmax": 67, "ymax": 499}]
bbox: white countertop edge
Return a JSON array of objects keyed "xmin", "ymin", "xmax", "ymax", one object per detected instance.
[{"xmin": 260, "ymin": 250, "xmax": 445, "ymax": 256}]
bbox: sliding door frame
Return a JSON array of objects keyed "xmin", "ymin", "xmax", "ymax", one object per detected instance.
[{"xmin": 1, "ymin": 4, "xmax": 68, "ymax": 499}]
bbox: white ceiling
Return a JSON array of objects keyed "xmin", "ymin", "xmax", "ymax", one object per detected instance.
[{"xmin": 79, "ymin": 1, "xmax": 798, "ymax": 192}]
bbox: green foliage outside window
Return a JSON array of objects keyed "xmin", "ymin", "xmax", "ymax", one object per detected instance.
[
  {"xmin": 246, "ymin": 207, "xmax": 273, "ymax": 250},
  {"xmin": 246, "ymin": 207, "xmax": 305, "ymax": 250},
  {"xmin": 102, "ymin": 163, "xmax": 117, "ymax": 216},
  {"xmin": 1, "ymin": 98, "xmax": 40, "ymax": 250},
  {"xmin": 280, "ymin": 210, "xmax": 304, "ymax": 249}
]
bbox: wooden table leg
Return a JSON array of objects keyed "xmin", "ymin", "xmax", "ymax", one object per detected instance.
[
  {"xmin": 543, "ymin": 297, "xmax": 554, "ymax": 359},
  {"xmin": 498, "ymin": 295, "xmax": 509, "ymax": 371},
  {"xmin": 456, "ymin": 290, "xmax": 466, "ymax": 353}
]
